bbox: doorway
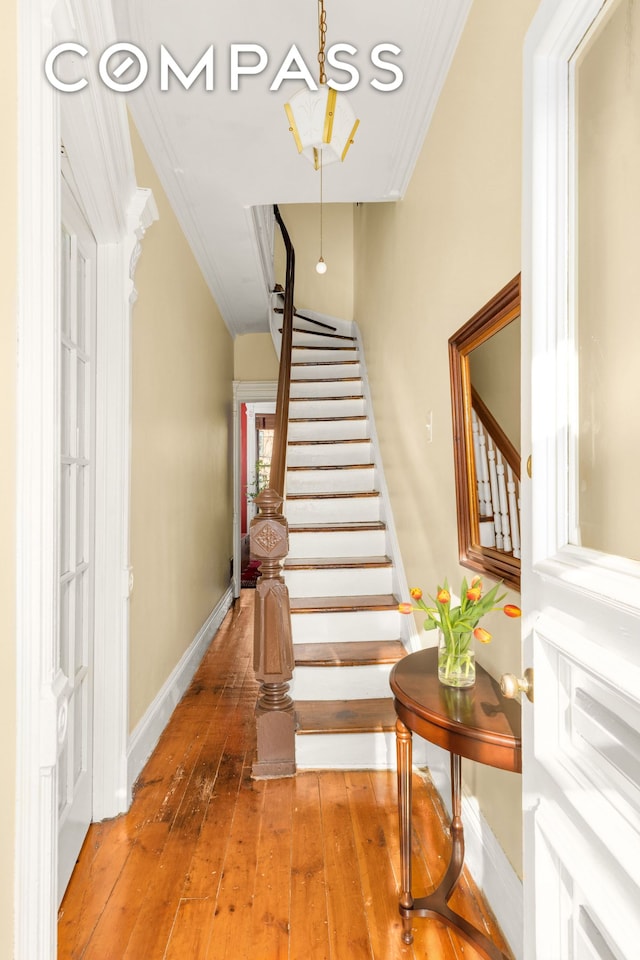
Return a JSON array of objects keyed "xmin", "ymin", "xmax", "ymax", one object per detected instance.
[
  {"xmin": 57, "ymin": 176, "xmax": 98, "ymax": 900},
  {"xmin": 232, "ymin": 382, "xmax": 278, "ymax": 597},
  {"xmin": 240, "ymin": 402, "xmax": 276, "ymax": 586}
]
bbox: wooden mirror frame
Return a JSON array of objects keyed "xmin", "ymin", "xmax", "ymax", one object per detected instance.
[{"xmin": 448, "ymin": 274, "xmax": 521, "ymax": 591}]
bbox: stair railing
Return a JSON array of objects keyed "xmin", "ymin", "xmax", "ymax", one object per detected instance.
[
  {"xmin": 249, "ymin": 204, "xmax": 296, "ymax": 778},
  {"xmin": 471, "ymin": 387, "xmax": 521, "ymax": 560}
]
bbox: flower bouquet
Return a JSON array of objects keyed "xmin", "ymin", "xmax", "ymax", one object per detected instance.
[{"xmin": 400, "ymin": 576, "xmax": 520, "ymax": 687}]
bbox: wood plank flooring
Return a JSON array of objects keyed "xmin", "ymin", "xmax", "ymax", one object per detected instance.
[{"xmin": 58, "ymin": 590, "xmax": 513, "ymax": 960}]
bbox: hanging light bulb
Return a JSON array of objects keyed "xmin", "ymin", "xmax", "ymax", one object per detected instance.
[{"xmin": 315, "ymin": 150, "xmax": 327, "ymax": 274}]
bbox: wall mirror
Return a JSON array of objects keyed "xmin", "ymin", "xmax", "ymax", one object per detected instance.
[{"xmin": 449, "ymin": 275, "xmax": 521, "ymax": 590}]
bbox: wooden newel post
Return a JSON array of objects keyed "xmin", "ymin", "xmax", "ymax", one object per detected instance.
[{"xmin": 250, "ymin": 486, "xmax": 296, "ymax": 778}]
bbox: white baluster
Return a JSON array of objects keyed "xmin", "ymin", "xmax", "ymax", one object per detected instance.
[
  {"xmin": 507, "ymin": 466, "xmax": 521, "ymax": 559},
  {"xmin": 472, "ymin": 411, "xmax": 492, "ymax": 518},
  {"xmin": 496, "ymin": 452, "xmax": 511, "ymax": 553},
  {"xmin": 487, "ymin": 437, "xmax": 503, "ymax": 549}
]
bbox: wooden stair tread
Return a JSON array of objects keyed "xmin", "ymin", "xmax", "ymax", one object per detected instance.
[
  {"xmin": 296, "ymin": 698, "xmax": 397, "ymax": 734},
  {"xmin": 288, "ymin": 438, "xmax": 371, "ymax": 446},
  {"xmin": 294, "ymin": 640, "xmax": 406, "ymax": 667},
  {"xmin": 291, "ymin": 394, "xmax": 364, "ymax": 402},
  {"xmin": 286, "ymin": 490, "xmax": 379, "ymax": 501},
  {"xmin": 290, "ymin": 594, "xmax": 399, "ymax": 614},
  {"xmin": 285, "ymin": 556, "xmax": 391, "ymax": 570},
  {"xmin": 288, "ymin": 461, "xmax": 374, "ymax": 469},
  {"xmin": 288, "ymin": 415, "xmax": 367, "ymax": 423},
  {"xmin": 288, "ymin": 520, "xmax": 385, "ymax": 533}
]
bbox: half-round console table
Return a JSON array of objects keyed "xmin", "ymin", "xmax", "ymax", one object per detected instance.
[{"xmin": 390, "ymin": 647, "xmax": 521, "ymax": 960}]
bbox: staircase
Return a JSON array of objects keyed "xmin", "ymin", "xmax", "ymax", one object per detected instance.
[{"xmin": 272, "ymin": 306, "xmax": 421, "ymax": 768}]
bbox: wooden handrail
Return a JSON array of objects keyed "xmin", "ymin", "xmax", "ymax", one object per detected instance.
[
  {"xmin": 249, "ymin": 204, "xmax": 296, "ymax": 779},
  {"xmin": 270, "ymin": 205, "xmax": 295, "ymax": 496},
  {"xmin": 471, "ymin": 387, "xmax": 520, "ymax": 479},
  {"xmin": 273, "ymin": 306, "xmax": 337, "ymax": 332}
]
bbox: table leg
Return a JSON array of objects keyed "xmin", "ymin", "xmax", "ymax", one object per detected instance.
[
  {"xmin": 397, "ymin": 747, "xmax": 510, "ymax": 960},
  {"xmin": 395, "ymin": 717, "xmax": 413, "ymax": 945}
]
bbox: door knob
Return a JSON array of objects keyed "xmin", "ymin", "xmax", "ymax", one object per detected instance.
[{"xmin": 500, "ymin": 668, "xmax": 534, "ymax": 703}]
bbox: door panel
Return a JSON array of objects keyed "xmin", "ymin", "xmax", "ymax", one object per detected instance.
[
  {"xmin": 523, "ymin": 0, "xmax": 640, "ymax": 956},
  {"xmin": 57, "ymin": 179, "xmax": 97, "ymax": 902}
]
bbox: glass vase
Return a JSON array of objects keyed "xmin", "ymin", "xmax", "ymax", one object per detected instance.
[{"xmin": 437, "ymin": 628, "xmax": 476, "ymax": 688}]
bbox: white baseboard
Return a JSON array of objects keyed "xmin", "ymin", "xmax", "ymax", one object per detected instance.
[
  {"xmin": 126, "ymin": 586, "xmax": 234, "ymax": 794},
  {"xmin": 460, "ymin": 792, "xmax": 523, "ymax": 959},
  {"xmin": 417, "ymin": 750, "xmax": 522, "ymax": 960}
]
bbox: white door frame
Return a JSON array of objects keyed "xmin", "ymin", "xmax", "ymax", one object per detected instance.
[
  {"xmin": 232, "ymin": 381, "xmax": 278, "ymax": 596},
  {"xmin": 522, "ymin": 0, "xmax": 640, "ymax": 956},
  {"xmin": 16, "ymin": 0, "xmax": 157, "ymax": 955}
]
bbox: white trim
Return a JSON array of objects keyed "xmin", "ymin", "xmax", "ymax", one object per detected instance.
[
  {"xmin": 16, "ymin": 2, "xmax": 60, "ymax": 954},
  {"xmin": 126, "ymin": 588, "xmax": 234, "ymax": 791},
  {"xmin": 249, "ymin": 204, "xmax": 276, "ymax": 297},
  {"xmin": 92, "ymin": 188, "xmax": 158, "ymax": 822},
  {"xmin": 16, "ymin": 0, "xmax": 156, "ymax": 953},
  {"xmin": 461, "ymin": 793, "xmax": 523, "ymax": 959},
  {"xmin": 232, "ymin": 381, "xmax": 278, "ymax": 596},
  {"xmin": 386, "ymin": 0, "xmax": 473, "ymax": 198},
  {"xmin": 351, "ymin": 320, "xmax": 422, "ymax": 653},
  {"xmin": 423, "ymin": 752, "xmax": 523, "ymax": 959}
]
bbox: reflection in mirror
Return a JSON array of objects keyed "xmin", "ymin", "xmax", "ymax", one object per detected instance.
[
  {"xmin": 571, "ymin": 0, "xmax": 640, "ymax": 561},
  {"xmin": 449, "ymin": 276, "xmax": 521, "ymax": 590}
]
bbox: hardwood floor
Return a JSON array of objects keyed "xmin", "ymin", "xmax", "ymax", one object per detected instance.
[{"xmin": 58, "ymin": 590, "xmax": 513, "ymax": 960}]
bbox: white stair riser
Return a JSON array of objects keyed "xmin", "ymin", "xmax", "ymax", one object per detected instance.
[
  {"xmin": 287, "ymin": 418, "xmax": 368, "ymax": 441},
  {"xmin": 291, "ymin": 609, "xmax": 401, "ymax": 643},
  {"xmin": 289, "ymin": 398, "xmax": 365, "ymax": 419},
  {"xmin": 286, "ymin": 467, "xmax": 375, "ymax": 494},
  {"xmin": 287, "ymin": 441, "xmax": 373, "ymax": 467},
  {"xmin": 291, "ymin": 362, "xmax": 361, "ymax": 380},
  {"xmin": 285, "ymin": 495, "xmax": 380, "ymax": 524},
  {"xmin": 290, "ymin": 379, "xmax": 363, "ymax": 399},
  {"xmin": 295, "ymin": 731, "xmax": 430, "ymax": 769},
  {"xmin": 292, "ymin": 331, "xmax": 355, "ymax": 348},
  {"xmin": 291, "ymin": 664, "xmax": 394, "ymax": 701},
  {"xmin": 288, "ymin": 529, "xmax": 387, "ymax": 559},
  {"xmin": 292, "ymin": 348, "xmax": 359, "ymax": 364},
  {"xmin": 284, "ymin": 565, "xmax": 392, "ymax": 598}
]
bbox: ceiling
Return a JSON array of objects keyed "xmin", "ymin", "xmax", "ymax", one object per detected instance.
[{"xmin": 113, "ymin": 0, "xmax": 472, "ymax": 336}]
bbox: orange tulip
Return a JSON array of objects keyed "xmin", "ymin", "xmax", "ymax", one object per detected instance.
[
  {"xmin": 398, "ymin": 602, "xmax": 414, "ymax": 615},
  {"xmin": 410, "ymin": 587, "xmax": 423, "ymax": 600},
  {"xmin": 503, "ymin": 604, "xmax": 521, "ymax": 618},
  {"xmin": 474, "ymin": 627, "xmax": 492, "ymax": 643},
  {"xmin": 471, "ymin": 576, "xmax": 483, "ymax": 588},
  {"xmin": 466, "ymin": 585, "xmax": 482, "ymax": 602},
  {"xmin": 436, "ymin": 589, "xmax": 450, "ymax": 605}
]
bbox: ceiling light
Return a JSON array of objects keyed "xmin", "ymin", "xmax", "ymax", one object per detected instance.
[{"xmin": 284, "ymin": 1, "xmax": 360, "ymax": 168}]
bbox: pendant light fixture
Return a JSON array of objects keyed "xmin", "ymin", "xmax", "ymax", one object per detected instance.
[
  {"xmin": 284, "ymin": 0, "xmax": 360, "ymax": 274},
  {"xmin": 284, "ymin": 1, "xmax": 360, "ymax": 168}
]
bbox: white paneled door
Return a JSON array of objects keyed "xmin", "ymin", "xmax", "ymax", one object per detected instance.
[
  {"xmin": 57, "ymin": 177, "xmax": 97, "ymax": 902},
  {"xmin": 522, "ymin": 0, "xmax": 640, "ymax": 957}
]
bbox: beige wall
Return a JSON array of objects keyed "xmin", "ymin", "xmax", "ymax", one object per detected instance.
[
  {"xmin": 128, "ymin": 120, "xmax": 234, "ymax": 731},
  {"xmin": 576, "ymin": 0, "xmax": 640, "ymax": 560},
  {"xmin": 234, "ymin": 333, "xmax": 279, "ymax": 381},
  {"xmin": 275, "ymin": 203, "xmax": 354, "ymax": 320},
  {"xmin": 1, "ymin": 0, "xmax": 17, "ymax": 953},
  {"xmin": 354, "ymin": 0, "xmax": 539, "ymax": 877},
  {"xmin": 469, "ymin": 316, "xmax": 521, "ymax": 452}
]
